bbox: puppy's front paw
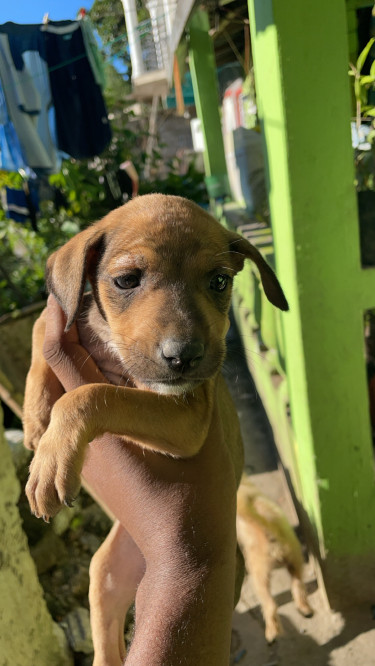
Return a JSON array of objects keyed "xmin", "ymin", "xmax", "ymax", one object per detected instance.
[
  {"xmin": 25, "ymin": 426, "xmax": 83, "ymax": 520},
  {"xmin": 23, "ymin": 420, "xmax": 48, "ymax": 451}
]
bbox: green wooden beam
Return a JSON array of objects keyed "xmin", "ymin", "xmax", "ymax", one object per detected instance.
[
  {"xmin": 346, "ymin": 0, "xmax": 373, "ymax": 9},
  {"xmin": 188, "ymin": 8, "xmax": 229, "ymax": 198},
  {"xmin": 247, "ymin": 0, "xmax": 375, "ymax": 603}
]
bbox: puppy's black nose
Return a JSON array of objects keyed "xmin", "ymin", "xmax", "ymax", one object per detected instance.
[{"xmin": 161, "ymin": 339, "xmax": 205, "ymax": 372}]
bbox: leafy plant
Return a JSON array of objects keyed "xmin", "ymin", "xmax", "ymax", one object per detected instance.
[
  {"xmin": 349, "ymin": 39, "xmax": 375, "ymax": 191},
  {"xmin": 0, "ymin": 212, "xmax": 81, "ymax": 314},
  {"xmin": 349, "ymin": 38, "xmax": 375, "ymax": 130},
  {"xmin": 139, "ymin": 157, "xmax": 208, "ymax": 205},
  {"xmin": 89, "ymin": 0, "xmax": 149, "ymax": 77},
  {"xmin": 89, "ymin": 0, "xmax": 130, "ymax": 73}
]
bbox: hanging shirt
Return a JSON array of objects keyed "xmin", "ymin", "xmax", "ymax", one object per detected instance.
[{"xmin": 42, "ymin": 21, "xmax": 111, "ymax": 160}]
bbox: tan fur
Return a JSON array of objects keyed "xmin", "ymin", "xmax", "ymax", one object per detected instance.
[
  {"xmin": 237, "ymin": 475, "xmax": 313, "ymax": 642},
  {"xmin": 22, "ymin": 194, "xmax": 297, "ymax": 657}
]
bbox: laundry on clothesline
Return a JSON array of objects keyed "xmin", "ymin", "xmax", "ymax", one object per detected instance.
[{"xmin": 0, "ymin": 18, "xmax": 111, "ymax": 174}]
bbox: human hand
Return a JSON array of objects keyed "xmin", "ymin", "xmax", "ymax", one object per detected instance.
[{"xmin": 42, "ymin": 294, "xmax": 106, "ymax": 392}]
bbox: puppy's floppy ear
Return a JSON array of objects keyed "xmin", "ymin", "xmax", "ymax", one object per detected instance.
[
  {"xmin": 228, "ymin": 232, "xmax": 289, "ymax": 312},
  {"xmin": 46, "ymin": 223, "xmax": 107, "ymax": 330}
]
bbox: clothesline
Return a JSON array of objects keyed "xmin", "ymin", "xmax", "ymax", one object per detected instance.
[
  {"xmin": 27, "ymin": 45, "xmax": 129, "ymax": 79},
  {"xmin": 0, "ymin": 49, "xmax": 129, "ymax": 95}
]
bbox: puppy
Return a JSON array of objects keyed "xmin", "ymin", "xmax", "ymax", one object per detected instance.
[
  {"xmin": 237, "ymin": 474, "xmax": 313, "ymax": 643},
  {"xmin": 23, "ymin": 194, "xmax": 289, "ymax": 659}
]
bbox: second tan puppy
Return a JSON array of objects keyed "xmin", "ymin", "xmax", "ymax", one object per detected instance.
[
  {"xmin": 237, "ymin": 475, "xmax": 313, "ymax": 643},
  {"xmin": 23, "ymin": 194, "xmax": 289, "ymax": 662}
]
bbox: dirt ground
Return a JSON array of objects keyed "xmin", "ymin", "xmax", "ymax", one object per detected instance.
[{"xmin": 225, "ymin": 321, "xmax": 375, "ymax": 666}]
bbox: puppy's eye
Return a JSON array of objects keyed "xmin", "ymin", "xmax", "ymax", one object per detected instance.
[
  {"xmin": 210, "ymin": 274, "xmax": 230, "ymax": 292},
  {"xmin": 114, "ymin": 273, "xmax": 140, "ymax": 289}
]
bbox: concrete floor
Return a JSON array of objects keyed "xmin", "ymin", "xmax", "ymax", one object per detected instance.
[{"xmin": 224, "ymin": 317, "xmax": 375, "ymax": 666}]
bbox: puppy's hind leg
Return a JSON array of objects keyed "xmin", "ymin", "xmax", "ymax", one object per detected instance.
[
  {"xmin": 89, "ymin": 521, "xmax": 145, "ymax": 666},
  {"xmin": 241, "ymin": 533, "xmax": 282, "ymax": 644},
  {"xmin": 237, "ymin": 516, "xmax": 282, "ymax": 643},
  {"xmin": 286, "ymin": 543, "xmax": 313, "ymax": 618}
]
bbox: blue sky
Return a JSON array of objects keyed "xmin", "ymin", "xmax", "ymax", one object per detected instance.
[{"xmin": 0, "ymin": 1, "xmax": 94, "ymax": 25}]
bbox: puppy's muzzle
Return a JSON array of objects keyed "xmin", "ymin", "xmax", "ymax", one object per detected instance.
[{"xmin": 160, "ymin": 339, "xmax": 205, "ymax": 374}]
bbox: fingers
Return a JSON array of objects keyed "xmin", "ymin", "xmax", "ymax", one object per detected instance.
[
  {"xmin": 45, "ymin": 294, "xmax": 78, "ymax": 343},
  {"xmin": 43, "ymin": 295, "xmax": 106, "ymax": 391},
  {"xmin": 43, "ymin": 294, "xmax": 78, "ymax": 369},
  {"xmin": 43, "ymin": 294, "xmax": 81, "ymax": 360}
]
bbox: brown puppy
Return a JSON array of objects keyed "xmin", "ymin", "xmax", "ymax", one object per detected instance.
[
  {"xmin": 237, "ymin": 475, "xmax": 313, "ymax": 643},
  {"xmin": 23, "ymin": 194, "xmax": 289, "ymax": 660}
]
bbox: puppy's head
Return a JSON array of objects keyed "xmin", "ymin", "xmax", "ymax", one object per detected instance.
[{"xmin": 47, "ymin": 194, "xmax": 288, "ymax": 395}]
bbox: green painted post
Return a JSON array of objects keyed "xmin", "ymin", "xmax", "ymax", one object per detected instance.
[
  {"xmin": 247, "ymin": 0, "xmax": 375, "ymax": 604},
  {"xmin": 188, "ymin": 8, "xmax": 229, "ymax": 198}
]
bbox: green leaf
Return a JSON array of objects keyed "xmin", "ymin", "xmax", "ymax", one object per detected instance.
[
  {"xmin": 359, "ymin": 74, "xmax": 375, "ymax": 86},
  {"xmin": 356, "ymin": 38, "xmax": 375, "ymax": 74}
]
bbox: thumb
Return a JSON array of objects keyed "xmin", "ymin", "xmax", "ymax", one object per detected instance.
[{"xmin": 44, "ymin": 294, "xmax": 79, "ymax": 345}]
